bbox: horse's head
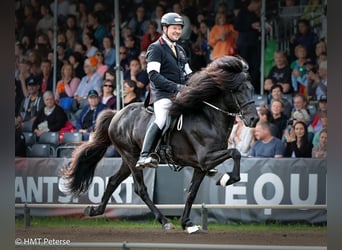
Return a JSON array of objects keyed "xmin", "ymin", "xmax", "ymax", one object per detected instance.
[{"xmin": 206, "ymin": 56, "xmax": 259, "ymax": 127}]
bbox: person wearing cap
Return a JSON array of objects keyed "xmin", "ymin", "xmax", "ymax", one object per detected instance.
[
  {"xmin": 135, "ymin": 12, "xmax": 192, "ymax": 169},
  {"xmin": 75, "ymin": 89, "xmax": 107, "ymax": 141},
  {"xmin": 16, "ymin": 79, "xmax": 44, "ymax": 131}
]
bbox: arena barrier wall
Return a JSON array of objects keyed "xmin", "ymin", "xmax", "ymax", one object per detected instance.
[{"xmin": 15, "ymin": 157, "xmax": 327, "ymax": 223}]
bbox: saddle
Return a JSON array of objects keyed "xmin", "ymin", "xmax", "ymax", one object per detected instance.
[{"xmin": 144, "ymin": 105, "xmax": 183, "ymax": 172}]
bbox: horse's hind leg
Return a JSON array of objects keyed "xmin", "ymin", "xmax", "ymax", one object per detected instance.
[
  {"xmin": 85, "ymin": 161, "xmax": 131, "ymax": 216},
  {"xmin": 216, "ymin": 148, "xmax": 241, "ymax": 186},
  {"xmin": 131, "ymin": 168, "xmax": 174, "ymax": 231}
]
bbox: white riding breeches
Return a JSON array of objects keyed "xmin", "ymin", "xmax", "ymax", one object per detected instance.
[{"xmin": 153, "ymin": 98, "xmax": 172, "ymax": 130}]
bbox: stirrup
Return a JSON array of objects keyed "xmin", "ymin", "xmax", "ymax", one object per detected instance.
[{"xmin": 135, "ymin": 154, "xmax": 160, "ymax": 170}]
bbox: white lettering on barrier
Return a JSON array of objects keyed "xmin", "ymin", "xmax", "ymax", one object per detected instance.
[
  {"xmin": 15, "ymin": 175, "xmax": 136, "ymax": 204},
  {"xmin": 225, "ymin": 173, "xmax": 248, "ymax": 204},
  {"xmin": 290, "ymin": 173, "xmax": 318, "ymax": 204},
  {"xmin": 224, "ymin": 172, "xmax": 320, "ymax": 215}
]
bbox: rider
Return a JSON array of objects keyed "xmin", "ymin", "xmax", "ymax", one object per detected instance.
[{"xmin": 135, "ymin": 12, "xmax": 192, "ymax": 169}]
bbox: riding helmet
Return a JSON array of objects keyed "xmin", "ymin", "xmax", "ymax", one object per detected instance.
[{"xmin": 161, "ymin": 12, "xmax": 184, "ymax": 27}]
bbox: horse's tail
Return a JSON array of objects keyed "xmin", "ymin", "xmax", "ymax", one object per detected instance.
[{"xmin": 63, "ymin": 109, "xmax": 116, "ymax": 195}]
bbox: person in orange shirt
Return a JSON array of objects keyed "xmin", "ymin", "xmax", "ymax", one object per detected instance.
[{"xmin": 208, "ymin": 13, "xmax": 238, "ymax": 60}]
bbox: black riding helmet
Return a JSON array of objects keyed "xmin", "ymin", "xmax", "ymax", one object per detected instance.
[{"xmin": 161, "ymin": 12, "xmax": 184, "ymax": 27}]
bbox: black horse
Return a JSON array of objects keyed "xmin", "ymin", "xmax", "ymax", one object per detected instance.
[{"xmin": 63, "ymin": 56, "xmax": 259, "ymax": 233}]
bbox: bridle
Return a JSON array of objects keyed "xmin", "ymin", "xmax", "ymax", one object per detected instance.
[{"xmin": 202, "ymin": 90, "xmax": 254, "ymax": 121}]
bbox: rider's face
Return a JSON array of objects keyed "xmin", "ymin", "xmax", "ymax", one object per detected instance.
[{"xmin": 165, "ymin": 25, "xmax": 182, "ymax": 41}]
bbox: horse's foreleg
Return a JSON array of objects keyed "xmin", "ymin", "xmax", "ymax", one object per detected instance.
[
  {"xmin": 215, "ymin": 148, "xmax": 241, "ymax": 186},
  {"xmin": 85, "ymin": 163, "xmax": 131, "ymax": 217},
  {"xmin": 131, "ymin": 169, "xmax": 174, "ymax": 231},
  {"xmin": 181, "ymin": 168, "xmax": 206, "ymax": 233}
]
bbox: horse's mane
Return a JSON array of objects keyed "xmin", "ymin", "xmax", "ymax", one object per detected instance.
[{"xmin": 169, "ymin": 56, "xmax": 249, "ymax": 116}]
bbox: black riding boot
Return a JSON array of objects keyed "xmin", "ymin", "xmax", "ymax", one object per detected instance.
[{"xmin": 135, "ymin": 123, "xmax": 163, "ymax": 169}]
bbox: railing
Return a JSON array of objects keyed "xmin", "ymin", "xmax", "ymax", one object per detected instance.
[{"xmin": 16, "ymin": 203, "xmax": 327, "ymax": 229}]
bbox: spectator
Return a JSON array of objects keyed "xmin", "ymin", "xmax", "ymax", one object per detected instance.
[
  {"xmin": 264, "ymin": 50, "xmax": 293, "ymax": 94},
  {"xmin": 208, "ymin": 12, "xmax": 238, "ymax": 60},
  {"xmin": 256, "ymin": 106, "xmax": 278, "ymax": 137},
  {"xmin": 234, "ymin": 0, "xmax": 262, "ymax": 93},
  {"xmin": 151, "ymin": 4, "xmax": 165, "ymax": 33},
  {"xmin": 94, "ymin": 50, "xmax": 108, "ymax": 79},
  {"xmin": 312, "ymin": 128, "xmax": 327, "ymax": 158},
  {"xmin": 65, "ymin": 28, "xmax": 78, "ymax": 55},
  {"xmin": 314, "ymin": 40, "xmax": 327, "ymax": 63},
  {"xmin": 268, "ymin": 84, "xmax": 292, "ymax": 119},
  {"xmin": 190, "ymin": 20, "xmax": 210, "ymax": 71},
  {"xmin": 87, "ymin": 11, "xmax": 107, "ymax": 50},
  {"xmin": 228, "ymin": 116, "xmax": 254, "ymax": 157},
  {"xmin": 124, "ymin": 58, "xmax": 149, "ymax": 100},
  {"xmin": 138, "ymin": 50, "xmax": 147, "ymax": 70},
  {"xmin": 289, "ymin": 19, "xmax": 319, "ymax": 61},
  {"xmin": 82, "ymin": 31, "xmax": 98, "ymax": 58},
  {"xmin": 100, "ymin": 79, "xmax": 117, "ymax": 110},
  {"xmin": 304, "ymin": 59, "xmax": 320, "ymax": 100},
  {"xmin": 119, "ymin": 45, "xmax": 130, "ymax": 74},
  {"xmin": 315, "ymin": 60, "xmax": 327, "ymax": 100},
  {"xmin": 127, "ymin": 5, "xmax": 150, "ymax": 41},
  {"xmin": 123, "ymin": 79, "xmax": 141, "ymax": 106},
  {"xmin": 292, "ymin": 94, "xmax": 309, "ymax": 116},
  {"xmin": 32, "ymin": 91, "xmax": 68, "ymax": 137},
  {"xmin": 55, "ymin": 63, "xmax": 80, "ymax": 113},
  {"xmin": 16, "ymin": 79, "xmax": 44, "ymax": 130},
  {"xmin": 311, "ymin": 96, "xmax": 328, "ymax": 133},
  {"xmin": 68, "ymin": 51, "xmax": 85, "ymax": 79},
  {"xmin": 76, "ymin": 89, "xmax": 107, "ymax": 141},
  {"xmin": 290, "ymin": 44, "xmax": 309, "ymax": 93},
  {"xmin": 249, "ymin": 121, "xmax": 285, "ymax": 158},
  {"xmin": 74, "ymin": 56, "xmax": 103, "ymax": 111},
  {"xmin": 36, "ymin": 3, "xmax": 54, "ymax": 34},
  {"xmin": 269, "ymin": 99, "xmax": 288, "ymax": 139},
  {"xmin": 312, "ymin": 110, "xmax": 328, "ymax": 147},
  {"xmin": 124, "ymin": 34, "xmax": 141, "ymax": 64},
  {"xmin": 56, "ymin": 42, "xmax": 69, "ymax": 65},
  {"xmin": 102, "ymin": 35, "xmax": 116, "ymax": 68},
  {"xmin": 284, "ymin": 121, "xmax": 313, "ymax": 158},
  {"xmin": 27, "ymin": 49, "xmax": 42, "ymax": 78},
  {"xmin": 15, "ymin": 59, "xmax": 35, "ymax": 99},
  {"xmin": 140, "ymin": 20, "xmax": 162, "ymax": 52},
  {"xmin": 37, "ymin": 59, "xmax": 54, "ymax": 94},
  {"xmin": 23, "ymin": 3, "xmax": 38, "ymax": 38}
]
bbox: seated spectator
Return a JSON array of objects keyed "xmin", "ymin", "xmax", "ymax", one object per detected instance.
[
  {"xmin": 100, "ymin": 79, "xmax": 117, "ymax": 110},
  {"xmin": 68, "ymin": 51, "xmax": 85, "ymax": 79},
  {"xmin": 102, "ymin": 35, "xmax": 116, "ymax": 68},
  {"xmin": 74, "ymin": 56, "xmax": 102, "ymax": 112},
  {"xmin": 36, "ymin": 59, "xmax": 54, "ymax": 94},
  {"xmin": 311, "ymin": 96, "xmax": 328, "ymax": 133},
  {"xmin": 284, "ymin": 121, "xmax": 313, "ymax": 158},
  {"xmin": 228, "ymin": 116, "xmax": 254, "ymax": 157},
  {"xmin": 256, "ymin": 106, "xmax": 278, "ymax": 137},
  {"xmin": 55, "ymin": 63, "xmax": 80, "ymax": 120},
  {"xmin": 16, "ymin": 79, "xmax": 44, "ymax": 130},
  {"xmin": 315, "ymin": 60, "xmax": 327, "ymax": 101},
  {"xmin": 268, "ymin": 84, "xmax": 292, "ymax": 119},
  {"xmin": 312, "ymin": 128, "xmax": 327, "ymax": 158},
  {"xmin": 140, "ymin": 20, "xmax": 161, "ymax": 52},
  {"xmin": 123, "ymin": 58, "xmax": 149, "ymax": 100},
  {"xmin": 32, "ymin": 91, "xmax": 68, "ymax": 138},
  {"xmin": 264, "ymin": 50, "xmax": 293, "ymax": 94},
  {"xmin": 249, "ymin": 121, "xmax": 285, "ymax": 158},
  {"xmin": 312, "ymin": 110, "xmax": 328, "ymax": 147},
  {"xmin": 94, "ymin": 50, "xmax": 108, "ymax": 79},
  {"xmin": 15, "ymin": 59, "xmax": 35, "ymax": 100},
  {"xmin": 76, "ymin": 90, "xmax": 107, "ymax": 141},
  {"xmin": 123, "ymin": 79, "xmax": 142, "ymax": 106},
  {"xmin": 269, "ymin": 99, "xmax": 288, "ymax": 139},
  {"xmin": 292, "ymin": 94, "xmax": 310, "ymax": 117},
  {"xmin": 82, "ymin": 31, "xmax": 98, "ymax": 58}
]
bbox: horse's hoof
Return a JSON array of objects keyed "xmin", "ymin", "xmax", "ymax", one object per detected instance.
[
  {"xmin": 185, "ymin": 225, "xmax": 203, "ymax": 234},
  {"xmin": 216, "ymin": 173, "xmax": 240, "ymax": 186},
  {"xmin": 84, "ymin": 206, "xmax": 93, "ymax": 216},
  {"xmin": 163, "ymin": 222, "xmax": 175, "ymax": 231},
  {"xmin": 206, "ymin": 168, "xmax": 218, "ymax": 177}
]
